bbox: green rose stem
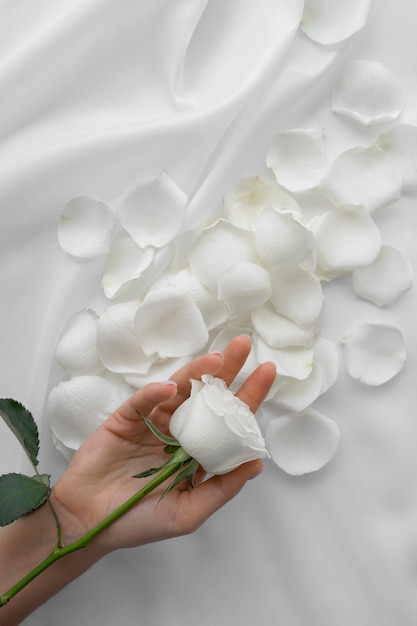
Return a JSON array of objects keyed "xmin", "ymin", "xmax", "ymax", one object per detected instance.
[{"xmin": 0, "ymin": 446, "xmax": 191, "ymax": 607}]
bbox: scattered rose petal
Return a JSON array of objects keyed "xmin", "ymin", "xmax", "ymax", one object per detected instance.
[
  {"xmin": 269, "ymin": 337, "xmax": 339, "ymax": 412},
  {"xmin": 218, "ymin": 262, "xmax": 272, "ymax": 318},
  {"xmin": 58, "ymin": 195, "xmax": 115, "ymax": 258},
  {"xmin": 301, "ymin": 0, "xmax": 374, "ymax": 45},
  {"xmin": 270, "ymin": 268, "xmax": 323, "ymax": 327},
  {"xmin": 223, "ymin": 176, "xmax": 300, "ymax": 230},
  {"xmin": 332, "ymin": 60, "xmax": 405, "ymax": 126},
  {"xmin": 102, "ymin": 236, "xmax": 155, "ymax": 299},
  {"xmin": 321, "ymin": 145, "xmax": 402, "ymax": 212},
  {"xmin": 97, "ymin": 300, "xmax": 152, "ymax": 374},
  {"xmin": 134, "ymin": 287, "xmax": 208, "ymax": 358},
  {"xmin": 252, "ymin": 304, "xmax": 315, "ymax": 349},
  {"xmin": 342, "ymin": 322, "xmax": 406, "ymax": 385},
  {"xmin": 124, "ymin": 356, "xmax": 191, "ymax": 389},
  {"xmin": 265, "ymin": 408, "xmax": 340, "ymax": 475},
  {"xmin": 255, "ymin": 336, "xmax": 314, "ymax": 380},
  {"xmin": 255, "ymin": 207, "xmax": 315, "ymax": 269},
  {"xmin": 377, "ymin": 124, "xmax": 417, "ymax": 193},
  {"xmin": 48, "ymin": 375, "xmax": 132, "ymax": 459},
  {"xmin": 313, "ymin": 204, "xmax": 381, "ymax": 277},
  {"xmin": 266, "ymin": 128, "xmax": 328, "ymax": 192},
  {"xmin": 55, "ymin": 309, "xmax": 103, "ymax": 376},
  {"xmin": 170, "ymin": 267, "xmax": 228, "ymax": 330},
  {"xmin": 352, "ymin": 245, "xmax": 413, "ymax": 306},
  {"xmin": 117, "ymin": 171, "xmax": 187, "ymax": 248},
  {"xmin": 189, "ymin": 219, "xmax": 257, "ymax": 292}
]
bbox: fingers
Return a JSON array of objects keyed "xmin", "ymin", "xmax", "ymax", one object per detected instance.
[{"xmin": 235, "ymin": 361, "xmax": 277, "ymax": 413}]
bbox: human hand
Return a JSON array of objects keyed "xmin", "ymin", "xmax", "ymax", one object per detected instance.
[{"xmin": 51, "ymin": 335, "xmax": 276, "ymax": 554}]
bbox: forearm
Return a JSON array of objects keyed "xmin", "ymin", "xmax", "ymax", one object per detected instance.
[{"xmin": 0, "ymin": 494, "xmax": 105, "ymax": 625}]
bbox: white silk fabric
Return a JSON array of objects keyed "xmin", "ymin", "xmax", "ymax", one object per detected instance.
[{"xmin": 1, "ymin": 1, "xmax": 417, "ymax": 625}]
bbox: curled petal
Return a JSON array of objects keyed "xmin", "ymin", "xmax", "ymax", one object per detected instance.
[
  {"xmin": 134, "ymin": 287, "xmax": 208, "ymax": 358},
  {"xmin": 342, "ymin": 322, "xmax": 406, "ymax": 385},
  {"xmin": 377, "ymin": 124, "xmax": 417, "ymax": 194},
  {"xmin": 332, "ymin": 60, "xmax": 405, "ymax": 126},
  {"xmin": 223, "ymin": 176, "xmax": 300, "ymax": 230},
  {"xmin": 218, "ymin": 262, "xmax": 271, "ymax": 318},
  {"xmin": 301, "ymin": 0, "xmax": 374, "ymax": 45},
  {"xmin": 321, "ymin": 145, "xmax": 402, "ymax": 212},
  {"xmin": 189, "ymin": 219, "xmax": 257, "ymax": 292},
  {"xmin": 270, "ymin": 337, "xmax": 339, "ymax": 412},
  {"xmin": 266, "ymin": 129, "xmax": 327, "ymax": 192},
  {"xmin": 97, "ymin": 301, "xmax": 152, "ymax": 375},
  {"xmin": 255, "ymin": 336, "xmax": 314, "ymax": 381},
  {"xmin": 270, "ymin": 268, "xmax": 323, "ymax": 327},
  {"xmin": 117, "ymin": 171, "xmax": 187, "ymax": 248},
  {"xmin": 313, "ymin": 204, "xmax": 381, "ymax": 277},
  {"xmin": 265, "ymin": 409, "xmax": 340, "ymax": 475},
  {"xmin": 252, "ymin": 304, "xmax": 315, "ymax": 349},
  {"xmin": 255, "ymin": 207, "xmax": 315, "ymax": 269},
  {"xmin": 58, "ymin": 195, "xmax": 115, "ymax": 258},
  {"xmin": 48, "ymin": 375, "xmax": 131, "ymax": 460},
  {"xmin": 55, "ymin": 309, "xmax": 103, "ymax": 375},
  {"xmin": 102, "ymin": 236, "xmax": 155, "ymax": 299},
  {"xmin": 169, "ymin": 267, "xmax": 227, "ymax": 330},
  {"xmin": 352, "ymin": 245, "xmax": 413, "ymax": 306}
]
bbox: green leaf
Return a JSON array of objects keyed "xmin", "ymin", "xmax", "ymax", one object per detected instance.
[
  {"xmin": 133, "ymin": 466, "xmax": 163, "ymax": 479},
  {"xmin": 0, "ymin": 398, "xmax": 40, "ymax": 467},
  {"xmin": 0, "ymin": 473, "xmax": 51, "ymax": 526},
  {"xmin": 159, "ymin": 459, "xmax": 199, "ymax": 501},
  {"xmin": 137, "ymin": 412, "xmax": 180, "ymax": 446}
]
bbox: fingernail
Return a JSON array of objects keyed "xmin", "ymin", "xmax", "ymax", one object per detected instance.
[
  {"xmin": 209, "ymin": 350, "xmax": 224, "ymax": 358},
  {"xmin": 161, "ymin": 380, "xmax": 177, "ymax": 387}
]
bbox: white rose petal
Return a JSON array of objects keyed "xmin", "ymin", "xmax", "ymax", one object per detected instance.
[
  {"xmin": 266, "ymin": 129, "xmax": 328, "ymax": 192},
  {"xmin": 102, "ymin": 236, "xmax": 155, "ymax": 299},
  {"xmin": 189, "ymin": 219, "xmax": 257, "ymax": 292},
  {"xmin": 270, "ymin": 268, "xmax": 323, "ymax": 327},
  {"xmin": 170, "ymin": 267, "xmax": 227, "ymax": 330},
  {"xmin": 223, "ymin": 176, "xmax": 300, "ymax": 231},
  {"xmin": 377, "ymin": 124, "xmax": 417, "ymax": 194},
  {"xmin": 255, "ymin": 207, "xmax": 315, "ymax": 269},
  {"xmin": 48, "ymin": 375, "xmax": 130, "ymax": 459},
  {"xmin": 124, "ymin": 356, "xmax": 191, "ymax": 389},
  {"xmin": 270, "ymin": 337, "xmax": 339, "ymax": 412},
  {"xmin": 332, "ymin": 60, "xmax": 405, "ymax": 126},
  {"xmin": 97, "ymin": 300, "xmax": 152, "ymax": 375},
  {"xmin": 169, "ymin": 375, "xmax": 268, "ymax": 475},
  {"xmin": 218, "ymin": 262, "xmax": 272, "ymax": 318},
  {"xmin": 134, "ymin": 287, "xmax": 208, "ymax": 358},
  {"xmin": 352, "ymin": 245, "xmax": 413, "ymax": 306},
  {"xmin": 313, "ymin": 204, "xmax": 381, "ymax": 277},
  {"xmin": 255, "ymin": 336, "xmax": 314, "ymax": 380},
  {"xmin": 117, "ymin": 171, "xmax": 187, "ymax": 248},
  {"xmin": 58, "ymin": 195, "xmax": 115, "ymax": 258},
  {"xmin": 55, "ymin": 309, "xmax": 103, "ymax": 376},
  {"xmin": 321, "ymin": 145, "xmax": 402, "ymax": 212},
  {"xmin": 342, "ymin": 322, "xmax": 406, "ymax": 385},
  {"xmin": 265, "ymin": 409, "xmax": 340, "ymax": 475},
  {"xmin": 252, "ymin": 304, "xmax": 315, "ymax": 349},
  {"xmin": 301, "ymin": 0, "xmax": 374, "ymax": 45}
]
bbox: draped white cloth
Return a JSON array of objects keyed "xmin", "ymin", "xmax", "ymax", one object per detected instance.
[{"xmin": 1, "ymin": 1, "xmax": 417, "ymax": 624}]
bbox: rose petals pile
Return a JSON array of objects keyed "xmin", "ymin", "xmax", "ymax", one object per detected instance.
[{"xmin": 48, "ymin": 4, "xmax": 415, "ymax": 476}]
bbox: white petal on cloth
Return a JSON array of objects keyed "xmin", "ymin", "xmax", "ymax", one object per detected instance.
[
  {"xmin": 352, "ymin": 245, "xmax": 414, "ymax": 307},
  {"xmin": 313, "ymin": 204, "xmax": 382, "ymax": 277},
  {"xmin": 332, "ymin": 59, "xmax": 405, "ymax": 126},
  {"xmin": 134, "ymin": 287, "xmax": 208, "ymax": 358},
  {"xmin": 301, "ymin": 0, "xmax": 374, "ymax": 45},
  {"xmin": 265, "ymin": 409, "xmax": 340, "ymax": 475},
  {"xmin": 269, "ymin": 267, "xmax": 324, "ymax": 327},
  {"xmin": 223, "ymin": 176, "xmax": 300, "ymax": 231},
  {"xmin": 342, "ymin": 322, "xmax": 406, "ymax": 385},
  {"xmin": 266, "ymin": 128, "xmax": 328, "ymax": 192},
  {"xmin": 57, "ymin": 195, "xmax": 115, "ymax": 258},
  {"xmin": 252, "ymin": 304, "xmax": 315, "ymax": 349},
  {"xmin": 55, "ymin": 309, "xmax": 103, "ymax": 376},
  {"xmin": 217, "ymin": 262, "xmax": 272, "ymax": 318},
  {"xmin": 255, "ymin": 336, "xmax": 314, "ymax": 380},
  {"xmin": 320, "ymin": 145, "xmax": 402, "ymax": 212},
  {"xmin": 102, "ymin": 236, "xmax": 155, "ymax": 299},
  {"xmin": 377, "ymin": 124, "xmax": 417, "ymax": 194},
  {"xmin": 117, "ymin": 172, "xmax": 187, "ymax": 248}
]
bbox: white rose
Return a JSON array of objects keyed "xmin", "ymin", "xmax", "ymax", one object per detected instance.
[{"xmin": 169, "ymin": 374, "xmax": 269, "ymax": 475}]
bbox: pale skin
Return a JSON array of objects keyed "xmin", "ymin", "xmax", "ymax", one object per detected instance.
[{"xmin": 0, "ymin": 336, "xmax": 276, "ymax": 625}]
